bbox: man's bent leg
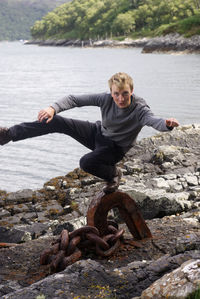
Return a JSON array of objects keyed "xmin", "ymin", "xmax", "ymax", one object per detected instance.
[
  {"xmin": 80, "ymin": 146, "xmax": 124, "ymax": 182},
  {"xmin": 80, "ymin": 124, "xmax": 125, "ymax": 182},
  {"xmin": 8, "ymin": 115, "xmax": 97, "ymax": 150}
]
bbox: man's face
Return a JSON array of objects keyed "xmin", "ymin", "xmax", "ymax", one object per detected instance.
[{"xmin": 111, "ymin": 84, "xmax": 133, "ymax": 108}]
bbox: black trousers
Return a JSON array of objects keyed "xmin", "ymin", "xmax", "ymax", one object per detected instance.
[{"xmin": 9, "ymin": 115, "xmax": 125, "ymax": 181}]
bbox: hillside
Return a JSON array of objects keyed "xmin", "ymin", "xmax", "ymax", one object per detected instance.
[
  {"xmin": 30, "ymin": 0, "xmax": 200, "ymax": 40},
  {"xmin": 0, "ymin": 0, "xmax": 71, "ymax": 40}
]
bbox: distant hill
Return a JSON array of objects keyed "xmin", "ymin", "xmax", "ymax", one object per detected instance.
[
  {"xmin": 0, "ymin": 0, "xmax": 71, "ymax": 40},
  {"xmin": 30, "ymin": 0, "xmax": 199, "ymax": 41}
]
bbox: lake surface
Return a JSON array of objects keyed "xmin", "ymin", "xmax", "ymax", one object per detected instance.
[{"xmin": 0, "ymin": 41, "xmax": 200, "ymax": 192}]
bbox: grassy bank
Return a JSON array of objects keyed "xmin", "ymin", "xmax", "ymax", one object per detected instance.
[
  {"xmin": 153, "ymin": 14, "xmax": 200, "ymax": 38},
  {"xmin": 113, "ymin": 14, "xmax": 200, "ymax": 41}
]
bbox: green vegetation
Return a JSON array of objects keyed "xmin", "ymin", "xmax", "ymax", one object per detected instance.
[
  {"xmin": 0, "ymin": 0, "xmax": 69, "ymax": 40},
  {"xmin": 154, "ymin": 14, "xmax": 200, "ymax": 37},
  {"xmin": 31, "ymin": 0, "xmax": 200, "ymax": 40},
  {"xmin": 186, "ymin": 286, "xmax": 200, "ymax": 299}
]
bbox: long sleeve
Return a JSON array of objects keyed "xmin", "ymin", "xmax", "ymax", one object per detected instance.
[
  {"xmin": 138, "ymin": 105, "xmax": 169, "ymax": 132},
  {"xmin": 51, "ymin": 93, "xmax": 107, "ymax": 114}
]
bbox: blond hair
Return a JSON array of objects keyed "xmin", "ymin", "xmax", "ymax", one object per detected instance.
[{"xmin": 108, "ymin": 72, "xmax": 134, "ymax": 91}]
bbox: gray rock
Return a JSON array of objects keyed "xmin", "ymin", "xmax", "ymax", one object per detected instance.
[
  {"xmin": 0, "ymin": 197, "xmax": 5, "ymax": 207},
  {"xmin": 122, "ymin": 185, "xmax": 191, "ymax": 218},
  {"xmin": 142, "ymin": 34, "xmax": 200, "ymax": 53},
  {"xmin": 162, "ymin": 174, "xmax": 177, "ymax": 180},
  {"xmin": 168, "ymin": 180, "xmax": 183, "ymax": 192},
  {"xmin": 141, "ymin": 259, "xmax": 200, "ymax": 298},
  {"xmin": 151, "ymin": 178, "xmax": 170, "ymax": 190},
  {"xmin": 124, "ymin": 160, "xmax": 144, "ymax": 174},
  {"xmin": 26, "ymin": 35, "xmax": 200, "ymax": 54},
  {"xmin": 3, "ymin": 253, "xmax": 200, "ymax": 299},
  {"xmin": 0, "ymin": 227, "xmax": 31, "ymax": 243},
  {"xmin": 45, "ymin": 185, "xmax": 56, "ymax": 191},
  {"xmin": 9, "ymin": 203, "xmax": 30, "ymax": 215},
  {"xmin": 15, "ymin": 223, "xmax": 50, "ymax": 239},
  {"xmin": 184, "ymin": 174, "xmax": 199, "ymax": 186},
  {"xmin": 0, "ymin": 208, "xmax": 11, "ymax": 218},
  {"xmin": 5, "ymin": 189, "xmax": 34, "ymax": 204}
]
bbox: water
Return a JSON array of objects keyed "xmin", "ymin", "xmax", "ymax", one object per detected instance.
[{"xmin": 0, "ymin": 41, "xmax": 200, "ymax": 192}]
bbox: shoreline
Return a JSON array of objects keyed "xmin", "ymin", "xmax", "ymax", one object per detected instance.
[{"xmin": 25, "ymin": 33, "xmax": 200, "ymax": 54}]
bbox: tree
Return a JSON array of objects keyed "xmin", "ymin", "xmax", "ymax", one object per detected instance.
[
  {"xmin": 129, "ymin": 0, "xmax": 142, "ymax": 9},
  {"xmin": 112, "ymin": 11, "xmax": 135, "ymax": 35},
  {"xmin": 30, "ymin": 0, "xmax": 198, "ymax": 40},
  {"xmin": 192, "ymin": 0, "xmax": 200, "ymax": 9}
]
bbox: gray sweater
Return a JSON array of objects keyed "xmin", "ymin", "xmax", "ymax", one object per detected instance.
[{"xmin": 51, "ymin": 93, "xmax": 170, "ymax": 151}]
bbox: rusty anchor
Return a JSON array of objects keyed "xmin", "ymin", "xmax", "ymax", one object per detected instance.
[
  {"xmin": 87, "ymin": 191, "xmax": 152, "ymax": 239},
  {"xmin": 40, "ymin": 191, "xmax": 152, "ymax": 272}
]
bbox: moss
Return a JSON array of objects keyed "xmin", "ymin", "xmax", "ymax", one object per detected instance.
[
  {"xmin": 56, "ymin": 192, "xmax": 67, "ymax": 207},
  {"xmin": 41, "ymin": 201, "xmax": 48, "ymax": 208},
  {"xmin": 0, "ymin": 221, "xmax": 14, "ymax": 228},
  {"xmin": 70, "ymin": 201, "xmax": 80, "ymax": 213},
  {"xmin": 7, "ymin": 205, "xmax": 14, "ymax": 211},
  {"xmin": 152, "ymin": 151, "xmax": 165, "ymax": 164},
  {"xmin": 35, "ymin": 295, "xmax": 46, "ymax": 299},
  {"xmin": 0, "ymin": 190, "xmax": 7, "ymax": 197},
  {"xmin": 66, "ymin": 168, "xmax": 90, "ymax": 180},
  {"xmin": 89, "ymin": 284, "xmax": 117, "ymax": 299},
  {"xmin": 47, "ymin": 209, "xmax": 61, "ymax": 217}
]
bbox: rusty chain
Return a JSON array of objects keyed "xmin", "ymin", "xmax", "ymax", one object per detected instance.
[
  {"xmin": 40, "ymin": 223, "xmax": 124, "ymax": 272},
  {"xmin": 40, "ymin": 191, "xmax": 152, "ymax": 273}
]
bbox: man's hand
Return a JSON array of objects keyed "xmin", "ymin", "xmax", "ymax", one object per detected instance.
[
  {"xmin": 166, "ymin": 118, "xmax": 179, "ymax": 128},
  {"xmin": 38, "ymin": 106, "xmax": 55, "ymax": 123}
]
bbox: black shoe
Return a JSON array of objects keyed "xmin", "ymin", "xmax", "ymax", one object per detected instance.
[
  {"xmin": 0, "ymin": 127, "xmax": 11, "ymax": 145},
  {"xmin": 103, "ymin": 168, "xmax": 122, "ymax": 194}
]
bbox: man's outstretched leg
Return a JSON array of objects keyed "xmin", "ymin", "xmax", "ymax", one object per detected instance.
[
  {"xmin": 0, "ymin": 115, "xmax": 97, "ymax": 150},
  {"xmin": 0, "ymin": 116, "xmax": 124, "ymax": 193}
]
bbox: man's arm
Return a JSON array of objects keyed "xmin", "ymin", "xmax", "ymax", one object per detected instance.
[
  {"xmin": 51, "ymin": 93, "xmax": 106, "ymax": 114},
  {"xmin": 138, "ymin": 105, "xmax": 179, "ymax": 131},
  {"xmin": 38, "ymin": 93, "xmax": 107, "ymax": 123}
]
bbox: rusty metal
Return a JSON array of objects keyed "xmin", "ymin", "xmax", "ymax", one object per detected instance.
[
  {"xmin": 60, "ymin": 229, "xmax": 69, "ymax": 251},
  {"xmin": 62, "ymin": 249, "xmax": 82, "ymax": 270},
  {"xmin": 107, "ymin": 225, "xmax": 118, "ymax": 234},
  {"xmin": 0, "ymin": 243, "xmax": 18, "ymax": 248},
  {"xmin": 86, "ymin": 233, "xmax": 109, "ymax": 250},
  {"xmin": 52, "ymin": 243, "xmax": 60, "ymax": 255},
  {"xmin": 40, "ymin": 223, "xmax": 123, "ymax": 272},
  {"xmin": 40, "ymin": 248, "xmax": 53, "ymax": 265},
  {"xmin": 66, "ymin": 236, "xmax": 81, "ymax": 256},
  {"xmin": 69, "ymin": 226, "xmax": 99, "ymax": 239},
  {"xmin": 96, "ymin": 239, "xmax": 121, "ymax": 257},
  {"xmin": 109, "ymin": 228, "xmax": 125, "ymax": 243},
  {"xmin": 87, "ymin": 191, "xmax": 152, "ymax": 239},
  {"xmin": 50, "ymin": 250, "xmax": 65, "ymax": 271},
  {"xmin": 40, "ymin": 191, "xmax": 152, "ymax": 272}
]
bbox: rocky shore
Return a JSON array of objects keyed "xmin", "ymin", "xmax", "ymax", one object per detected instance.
[
  {"xmin": 0, "ymin": 124, "xmax": 200, "ymax": 298},
  {"xmin": 25, "ymin": 33, "xmax": 200, "ymax": 53}
]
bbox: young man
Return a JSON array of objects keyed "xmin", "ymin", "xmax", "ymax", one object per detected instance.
[{"xmin": 0, "ymin": 72, "xmax": 179, "ymax": 193}]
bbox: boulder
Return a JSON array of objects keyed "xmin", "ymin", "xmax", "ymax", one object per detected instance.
[
  {"xmin": 142, "ymin": 34, "xmax": 200, "ymax": 53},
  {"xmin": 141, "ymin": 259, "xmax": 200, "ymax": 299}
]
